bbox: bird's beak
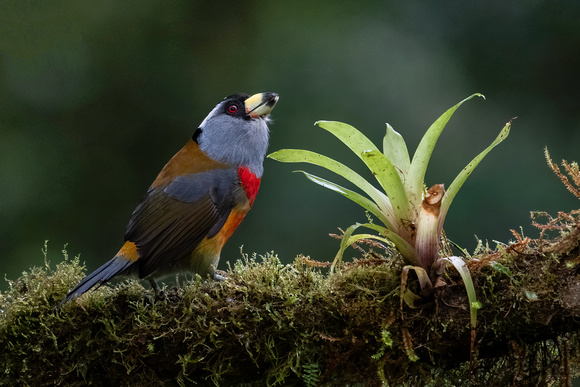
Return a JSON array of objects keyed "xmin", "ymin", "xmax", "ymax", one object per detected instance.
[{"xmin": 245, "ymin": 92, "xmax": 279, "ymax": 118}]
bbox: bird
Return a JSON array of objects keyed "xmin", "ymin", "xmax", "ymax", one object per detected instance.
[{"xmin": 60, "ymin": 92, "xmax": 279, "ymax": 306}]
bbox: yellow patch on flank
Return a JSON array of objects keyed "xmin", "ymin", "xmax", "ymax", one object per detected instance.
[
  {"xmin": 195, "ymin": 208, "xmax": 248, "ymax": 256},
  {"xmin": 117, "ymin": 241, "xmax": 140, "ymax": 262},
  {"xmin": 186, "ymin": 209, "xmax": 247, "ymax": 275}
]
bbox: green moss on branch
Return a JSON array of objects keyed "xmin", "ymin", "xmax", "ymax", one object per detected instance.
[{"xmin": 1, "ymin": 216, "xmax": 580, "ymax": 386}]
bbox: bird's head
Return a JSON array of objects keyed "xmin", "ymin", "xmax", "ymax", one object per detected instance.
[{"xmin": 196, "ymin": 92, "xmax": 279, "ymax": 177}]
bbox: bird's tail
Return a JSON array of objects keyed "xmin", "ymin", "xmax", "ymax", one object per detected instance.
[{"xmin": 59, "ymin": 256, "xmax": 135, "ymax": 308}]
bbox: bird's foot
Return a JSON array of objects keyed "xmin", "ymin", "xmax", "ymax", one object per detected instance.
[
  {"xmin": 148, "ymin": 278, "xmax": 166, "ymax": 301},
  {"xmin": 213, "ymin": 270, "xmax": 228, "ymax": 281}
]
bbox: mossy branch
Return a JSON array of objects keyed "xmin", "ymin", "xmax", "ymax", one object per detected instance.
[{"xmin": 1, "ymin": 212, "xmax": 580, "ymax": 386}]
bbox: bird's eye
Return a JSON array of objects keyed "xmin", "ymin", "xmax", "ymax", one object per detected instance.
[{"xmin": 227, "ymin": 104, "xmax": 239, "ymax": 115}]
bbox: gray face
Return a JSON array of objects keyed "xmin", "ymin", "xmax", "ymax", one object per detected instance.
[{"xmin": 197, "ymin": 94, "xmax": 272, "ymax": 177}]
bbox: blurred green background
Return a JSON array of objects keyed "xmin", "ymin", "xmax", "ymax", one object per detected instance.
[{"xmin": 1, "ymin": 1, "xmax": 579, "ymax": 285}]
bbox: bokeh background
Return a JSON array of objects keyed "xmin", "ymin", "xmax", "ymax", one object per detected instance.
[{"xmin": 1, "ymin": 1, "xmax": 579, "ymax": 286}]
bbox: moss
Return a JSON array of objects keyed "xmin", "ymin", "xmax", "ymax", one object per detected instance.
[{"xmin": 2, "ymin": 220, "xmax": 580, "ymax": 386}]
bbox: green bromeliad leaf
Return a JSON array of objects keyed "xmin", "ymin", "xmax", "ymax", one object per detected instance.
[
  {"xmin": 405, "ymin": 93, "xmax": 485, "ymax": 208},
  {"xmin": 438, "ymin": 119, "xmax": 512, "ymax": 233},
  {"xmin": 315, "ymin": 120, "xmax": 380, "ymax": 155},
  {"xmin": 362, "ymin": 222, "xmax": 417, "ymax": 264},
  {"xmin": 443, "ymin": 256, "xmax": 478, "ymax": 329},
  {"xmin": 360, "ymin": 150, "xmax": 412, "ymax": 222},
  {"xmin": 296, "ymin": 171, "xmax": 392, "ymax": 228},
  {"xmin": 268, "ymin": 149, "xmax": 396, "ymax": 228},
  {"xmin": 383, "ymin": 124, "xmax": 411, "ymax": 181},
  {"xmin": 331, "ymin": 223, "xmax": 417, "ymax": 271},
  {"xmin": 315, "ymin": 121, "xmax": 412, "ymax": 222}
]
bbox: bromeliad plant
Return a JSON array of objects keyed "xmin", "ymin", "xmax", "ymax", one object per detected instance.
[{"xmin": 269, "ymin": 94, "xmax": 511, "ymax": 339}]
